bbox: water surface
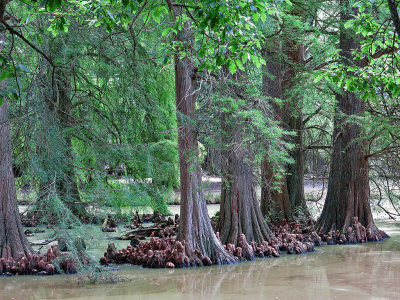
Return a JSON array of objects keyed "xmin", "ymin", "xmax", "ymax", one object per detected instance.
[{"xmin": 1, "ymin": 220, "xmax": 400, "ymax": 300}]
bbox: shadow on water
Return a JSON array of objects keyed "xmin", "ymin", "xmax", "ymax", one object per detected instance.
[{"xmin": 1, "ymin": 220, "xmax": 400, "ymax": 300}]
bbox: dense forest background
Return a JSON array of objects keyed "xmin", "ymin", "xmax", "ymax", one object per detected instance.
[{"xmin": 1, "ymin": 0, "xmax": 400, "ymax": 274}]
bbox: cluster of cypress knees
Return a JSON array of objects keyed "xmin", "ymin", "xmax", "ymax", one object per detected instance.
[
  {"xmin": 0, "ymin": 245, "xmax": 78, "ymax": 276},
  {"xmin": 98, "ymin": 213, "xmax": 384, "ymax": 269},
  {"xmin": 0, "ymin": 213, "xmax": 387, "ymax": 275}
]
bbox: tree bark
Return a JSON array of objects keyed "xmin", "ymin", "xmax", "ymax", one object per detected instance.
[
  {"xmin": 282, "ymin": 40, "xmax": 307, "ymax": 215},
  {"xmin": 387, "ymin": 0, "xmax": 400, "ymax": 38},
  {"xmin": 0, "ymin": 98, "xmax": 33, "ymax": 259},
  {"xmin": 260, "ymin": 43, "xmax": 293, "ymax": 220},
  {"xmin": 0, "ymin": 23, "xmax": 33, "ymax": 258},
  {"xmin": 36, "ymin": 38, "xmax": 87, "ymax": 218},
  {"xmin": 218, "ymin": 112, "xmax": 274, "ymax": 246},
  {"xmin": 217, "ymin": 66, "xmax": 274, "ymax": 246},
  {"xmin": 316, "ymin": 0, "xmax": 387, "ymax": 241},
  {"xmin": 171, "ymin": 4, "xmax": 235, "ymax": 264},
  {"xmin": 260, "ymin": 37, "xmax": 308, "ymax": 220}
]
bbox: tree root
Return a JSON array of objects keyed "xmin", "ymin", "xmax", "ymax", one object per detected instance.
[
  {"xmin": 100, "ymin": 221, "xmax": 322, "ymax": 268},
  {"xmin": 0, "ymin": 245, "xmax": 79, "ymax": 275},
  {"xmin": 319, "ymin": 217, "xmax": 389, "ymax": 245},
  {"xmin": 101, "ymin": 237, "xmax": 215, "ymax": 268}
]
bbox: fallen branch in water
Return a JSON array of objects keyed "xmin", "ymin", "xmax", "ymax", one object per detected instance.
[{"xmin": 29, "ymin": 238, "xmax": 57, "ymax": 246}]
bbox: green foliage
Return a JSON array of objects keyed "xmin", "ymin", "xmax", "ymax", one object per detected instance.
[
  {"xmin": 2, "ymin": 0, "xmax": 399, "ymax": 270},
  {"xmin": 317, "ymin": 0, "xmax": 400, "ymax": 100}
]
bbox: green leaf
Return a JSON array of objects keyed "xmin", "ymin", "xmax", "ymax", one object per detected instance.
[
  {"xmin": 346, "ymin": 79, "xmax": 356, "ymax": 92},
  {"xmin": 236, "ymin": 59, "xmax": 244, "ymax": 71},
  {"xmin": 198, "ymin": 46, "xmax": 206, "ymax": 58},
  {"xmin": 0, "ymin": 68, "xmax": 14, "ymax": 81},
  {"xmin": 161, "ymin": 28, "xmax": 170, "ymax": 37},
  {"xmin": 313, "ymin": 72, "xmax": 325, "ymax": 83},
  {"xmin": 251, "ymin": 55, "xmax": 261, "ymax": 68},
  {"xmin": 260, "ymin": 12, "xmax": 266, "ymax": 23},
  {"xmin": 252, "ymin": 13, "xmax": 259, "ymax": 23},
  {"xmin": 216, "ymin": 55, "xmax": 224, "ymax": 66},
  {"xmin": 228, "ymin": 60, "xmax": 237, "ymax": 74},
  {"xmin": 240, "ymin": 52, "xmax": 248, "ymax": 64},
  {"xmin": 344, "ymin": 20, "xmax": 353, "ymax": 29},
  {"xmin": 371, "ymin": 42, "xmax": 376, "ymax": 54},
  {"xmin": 45, "ymin": 0, "xmax": 56, "ymax": 12},
  {"xmin": 284, "ymin": 0, "xmax": 293, "ymax": 6},
  {"xmin": 106, "ymin": 10, "xmax": 116, "ymax": 22}
]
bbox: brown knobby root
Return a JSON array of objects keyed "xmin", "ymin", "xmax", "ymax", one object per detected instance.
[
  {"xmin": 101, "ymin": 237, "xmax": 214, "ymax": 268},
  {"xmin": 0, "ymin": 245, "xmax": 79, "ymax": 276},
  {"xmin": 319, "ymin": 217, "xmax": 389, "ymax": 245},
  {"xmin": 101, "ymin": 223, "xmax": 321, "ymax": 269}
]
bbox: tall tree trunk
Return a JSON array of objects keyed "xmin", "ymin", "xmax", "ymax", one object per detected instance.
[
  {"xmin": 316, "ymin": 0, "xmax": 387, "ymax": 241},
  {"xmin": 218, "ymin": 112, "xmax": 274, "ymax": 246},
  {"xmin": 260, "ymin": 38, "xmax": 307, "ymax": 220},
  {"xmin": 171, "ymin": 4, "xmax": 235, "ymax": 264},
  {"xmin": 217, "ymin": 69, "xmax": 274, "ymax": 246},
  {"xmin": 0, "ymin": 99, "xmax": 33, "ymax": 258},
  {"xmin": 36, "ymin": 38, "xmax": 87, "ymax": 219},
  {"xmin": 0, "ymin": 23, "xmax": 33, "ymax": 258},
  {"xmin": 282, "ymin": 41, "xmax": 307, "ymax": 214},
  {"xmin": 52, "ymin": 65, "xmax": 86, "ymax": 217},
  {"xmin": 260, "ymin": 42, "xmax": 293, "ymax": 220}
]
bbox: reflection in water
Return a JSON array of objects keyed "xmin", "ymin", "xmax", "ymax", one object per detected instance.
[{"xmin": 1, "ymin": 220, "xmax": 400, "ymax": 300}]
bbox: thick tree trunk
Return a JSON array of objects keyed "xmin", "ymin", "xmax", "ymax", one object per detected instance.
[
  {"xmin": 260, "ymin": 43, "xmax": 293, "ymax": 220},
  {"xmin": 260, "ymin": 39, "xmax": 307, "ymax": 220},
  {"xmin": 172, "ymin": 6, "xmax": 235, "ymax": 264},
  {"xmin": 283, "ymin": 41, "xmax": 307, "ymax": 214},
  {"xmin": 316, "ymin": 0, "xmax": 387, "ymax": 241},
  {"xmin": 217, "ymin": 66, "xmax": 274, "ymax": 247},
  {"xmin": 36, "ymin": 38, "xmax": 87, "ymax": 219},
  {"xmin": 0, "ymin": 7, "xmax": 33, "ymax": 258},
  {"xmin": 218, "ymin": 113, "xmax": 274, "ymax": 246},
  {"xmin": 0, "ymin": 92, "xmax": 33, "ymax": 259}
]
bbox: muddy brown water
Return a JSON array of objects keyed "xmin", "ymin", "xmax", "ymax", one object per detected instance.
[{"xmin": 1, "ymin": 220, "xmax": 400, "ymax": 299}]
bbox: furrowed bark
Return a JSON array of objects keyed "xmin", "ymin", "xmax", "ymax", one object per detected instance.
[
  {"xmin": 217, "ymin": 69, "xmax": 274, "ymax": 246},
  {"xmin": 0, "ymin": 24, "xmax": 34, "ymax": 258},
  {"xmin": 172, "ymin": 3, "xmax": 235, "ymax": 264},
  {"xmin": 316, "ymin": 0, "xmax": 387, "ymax": 241}
]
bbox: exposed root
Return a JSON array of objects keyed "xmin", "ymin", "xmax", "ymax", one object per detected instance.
[
  {"xmin": 0, "ymin": 245, "xmax": 79, "ymax": 275},
  {"xmin": 101, "ymin": 220, "xmax": 321, "ymax": 268},
  {"xmin": 99, "ymin": 216, "xmax": 390, "ymax": 269},
  {"xmin": 319, "ymin": 217, "xmax": 389, "ymax": 245},
  {"xmin": 101, "ymin": 237, "xmax": 215, "ymax": 268}
]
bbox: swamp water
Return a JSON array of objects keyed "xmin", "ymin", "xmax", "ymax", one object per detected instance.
[{"xmin": 1, "ymin": 220, "xmax": 400, "ymax": 299}]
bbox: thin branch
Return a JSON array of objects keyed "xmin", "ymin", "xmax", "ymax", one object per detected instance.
[{"xmin": 0, "ymin": 19, "xmax": 60, "ymax": 68}]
